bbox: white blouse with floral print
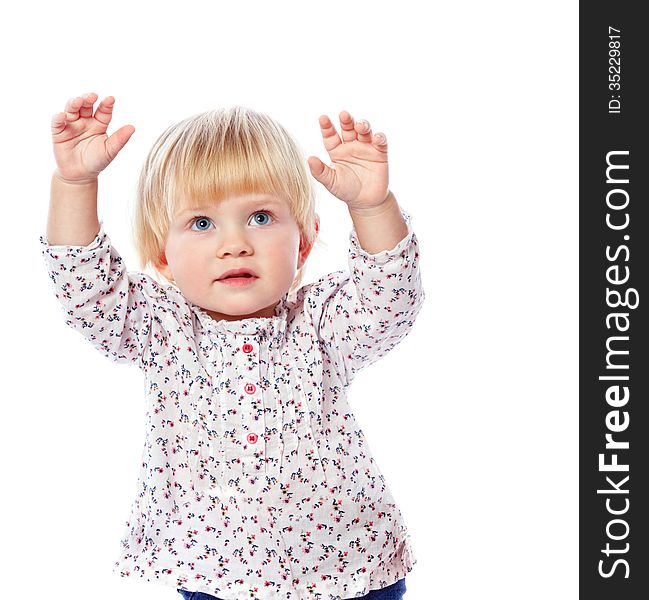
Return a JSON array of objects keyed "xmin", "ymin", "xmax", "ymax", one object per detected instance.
[{"xmin": 40, "ymin": 206, "xmax": 425, "ymax": 600}]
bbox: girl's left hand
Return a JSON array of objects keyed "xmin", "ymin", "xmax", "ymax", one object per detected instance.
[{"xmin": 308, "ymin": 111, "xmax": 390, "ymax": 212}]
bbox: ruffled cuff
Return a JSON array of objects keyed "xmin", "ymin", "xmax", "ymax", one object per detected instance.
[
  {"xmin": 348, "ymin": 207, "xmax": 415, "ymax": 265},
  {"xmin": 39, "ymin": 221, "xmax": 107, "ymax": 257}
]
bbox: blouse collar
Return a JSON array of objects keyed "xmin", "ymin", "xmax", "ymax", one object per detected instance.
[{"xmin": 189, "ymin": 293, "xmax": 291, "ymax": 339}]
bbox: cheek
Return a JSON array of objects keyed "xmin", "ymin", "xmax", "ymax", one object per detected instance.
[
  {"xmin": 264, "ymin": 236, "xmax": 299, "ymax": 270},
  {"xmin": 175, "ymin": 256, "xmax": 201, "ymax": 282},
  {"xmin": 166, "ymin": 240, "xmax": 206, "ymax": 284}
]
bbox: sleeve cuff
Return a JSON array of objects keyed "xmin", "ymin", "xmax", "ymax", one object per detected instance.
[
  {"xmin": 39, "ymin": 221, "xmax": 107, "ymax": 255},
  {"xmin": 348, "ymin": 207, "xmax": 414, "ymax": 264}
]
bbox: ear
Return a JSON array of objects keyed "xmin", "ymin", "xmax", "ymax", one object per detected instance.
[
  {"xmin": 297, "ymin": 214, "xmax": 320, "ymax": 271},
  {"xmin": 155, "ymin": 251, "xmax": 175, "ymax": 282}
]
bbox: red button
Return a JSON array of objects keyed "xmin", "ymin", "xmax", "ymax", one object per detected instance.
[
  {"xmin": 242, "ymin": 343, "xmax": 253, "ymax": 353},
  {"xmin": 244, "ymin": 383, "xmax": 256, "ymax": 394},
  {"xmin": 247, "ymin": 433, "xmax": 258, "ymax": 444}
]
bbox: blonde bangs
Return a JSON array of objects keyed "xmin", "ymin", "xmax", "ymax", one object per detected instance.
[{"xmin": 167, "ymin": 115, "xmax": 307, "ymax": 219}]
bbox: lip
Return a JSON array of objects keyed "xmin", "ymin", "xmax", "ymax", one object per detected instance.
[
  {"xmin": 216, "ymin": 277, "xmax": 257, "ymax": 287},
  {"xmin": 217, "ymin": 268, "xmax": 258, "ymax": 280}
]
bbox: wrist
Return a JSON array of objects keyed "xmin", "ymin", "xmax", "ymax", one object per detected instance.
[
  {"xmin": 53, "ymin": 169, "xmax": 98, "ymax": 186},
  {"xmin": 347, "ymin": 191, "xmax": 408, "ymax": 255},
  {"xmin": 348, "ymin": 190, "xmax": 396, "ymax": 218}
]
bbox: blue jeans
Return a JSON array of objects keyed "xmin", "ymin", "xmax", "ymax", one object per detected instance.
[{"xmin": 177, "ymin": 577, "xmax": 406, "ymax": 599}]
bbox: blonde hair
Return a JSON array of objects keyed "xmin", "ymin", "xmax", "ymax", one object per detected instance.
[{"xmin": 130, "ymin": 106, "xmax": 323, "ymax": 296}]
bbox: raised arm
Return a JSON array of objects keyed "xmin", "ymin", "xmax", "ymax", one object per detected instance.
[
  {"xmin": 306, "ymin": 110, "xmax": 424, "ymax": 386},
  {"xmin": 305, "ymin": 204, "xmax": 424, "ymax": 387},
  {"xmin": 47, "ymin": 92, "xmax": 134, "ymax": 245},
  {"xmin": 42, "ymin": 93, "xmax": 162, "ymax": 368}
]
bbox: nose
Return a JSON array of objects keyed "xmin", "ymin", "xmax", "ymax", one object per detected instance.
[{"xmin": 215, "ymin": 227, "xmax": 253, "ymax": 258}]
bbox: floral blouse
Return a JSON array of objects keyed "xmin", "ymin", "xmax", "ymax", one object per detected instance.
[{"xmin": 39, "ymin": 206, "xmax": 425, "ymax": 599}]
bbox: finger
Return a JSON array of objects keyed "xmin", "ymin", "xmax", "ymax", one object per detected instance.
[
  {"xmin": 339, "ymin": 110, "xmax": 357, "ymax": 143},
  {"xmin": 355, "ymin": 119, "xmax": 373, "ymax": 143},
  {"xmin": 93, "ymin": 96, "xmax": 117, "ymax": 126},
  {"xmin": 51, "ymin": 112, "xmax": 69, "ymax": 135},
  {"xmin": 105, "ymin": 124, "xmax": 136, "ymax": 161},
  {"xmin": 318, "ymin": 115, "xmax": 342, "ymax": 152},
  {"xmin": 79, "ymin": 92, "xmax": 98, "ymax": 118},
  {"xmin": 307, "ymin": 155, "xmax": 336, "ymax": 191},
  {"xmin": 64, "ymin": 95, "xmax": 84, "ymax": 122},
  {"xmin": 372, "ymin": 131, "xmax": 388, "ymax": 153}
]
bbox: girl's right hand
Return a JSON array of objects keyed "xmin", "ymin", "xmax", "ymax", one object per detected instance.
[{"xmin": 51, "ymin": 93, "xmax": 135, "ymax": 184}]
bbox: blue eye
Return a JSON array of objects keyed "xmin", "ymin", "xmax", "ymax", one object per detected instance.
[
  {"xmin": 189, "ymin": 210, "xmax": 274, "ymax": 231},
  {"xmin": 190, "ymin": 217, "xmax": 213, "ymax": 231},
  {"xmin": 250, "ymin": 211, "xmax": 273, "ymax": 226}
]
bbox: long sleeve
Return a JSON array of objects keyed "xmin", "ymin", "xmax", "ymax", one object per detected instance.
[
  {"xmin": 307, "ymin": 206, "xmax": 425, "ymax": 387},
  {"xmin": 40, "ymin": 222, "xmax": 166, "ymax": 369}
]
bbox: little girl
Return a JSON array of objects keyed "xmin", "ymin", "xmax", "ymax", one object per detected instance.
[{"xmin": 41, "ymin": 93, "xmax": 425, "ymax": 600}]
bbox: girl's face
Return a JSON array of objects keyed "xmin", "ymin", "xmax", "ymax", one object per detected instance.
[{"xmin": 158, "ymin": 193, "xmax": 313, "ymax": 321}]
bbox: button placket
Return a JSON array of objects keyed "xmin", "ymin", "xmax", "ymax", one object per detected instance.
[{"xmin": 235, "ymin": 337, "xmax": 264, "ymax": 468}]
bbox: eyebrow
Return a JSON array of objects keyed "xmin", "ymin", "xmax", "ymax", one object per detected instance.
[{"xmin": 176, "ymin": 196, "xmax": 284, "ymax": 217}]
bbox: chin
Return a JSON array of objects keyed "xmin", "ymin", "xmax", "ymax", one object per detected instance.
[{"xmin": 209, "ymin": 300, "xmax": 276, "ymax": 320}]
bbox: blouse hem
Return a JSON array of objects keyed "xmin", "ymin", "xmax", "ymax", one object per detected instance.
[{"xmin": 112, "ymin": 536, "xmax": 416, "ymax": 599}]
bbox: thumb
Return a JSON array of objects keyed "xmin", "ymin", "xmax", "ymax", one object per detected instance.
[
  {"xmin": 105, "ymin": 124, "xmax": 135, "ymax": 160},
  {"xmin": 307, "ymin": 156, "xmax": 336, "ymax": 191}
]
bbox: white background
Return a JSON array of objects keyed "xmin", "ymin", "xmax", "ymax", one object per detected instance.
[{"xmin": 2, "ymin": 1, "xmax": 577, "ymax": 598}]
